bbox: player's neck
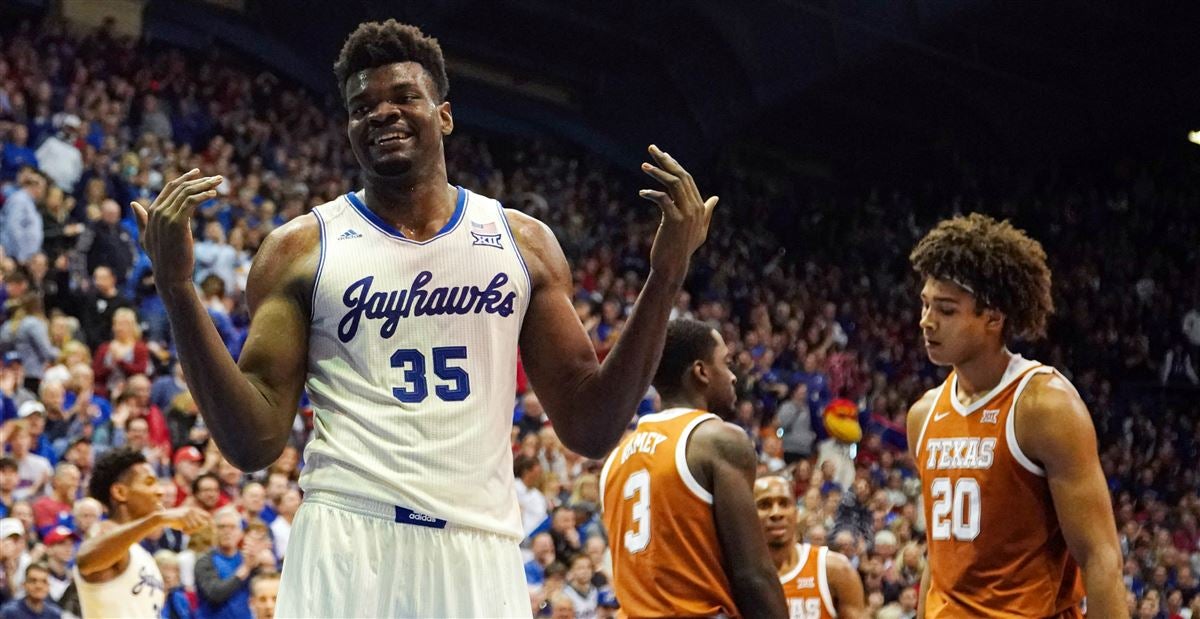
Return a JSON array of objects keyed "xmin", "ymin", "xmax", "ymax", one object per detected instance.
[
  {"xmin": 953, "ymin": 346, "xmax": 1012, "ymax": 403},
  {"xmin": 660, "ymin": 391, "xmax": 708, "ymax": 413},
  {"xmin": 362, "ymin": 175, "xmax": 456, "ymax": 239},
  {"xmin": 770, "ymin": 540, "xmax": 798, "ymax": 574},
  {"xmin": 112, "ymin": 505, "xmax": 135, "ymax": 525}
]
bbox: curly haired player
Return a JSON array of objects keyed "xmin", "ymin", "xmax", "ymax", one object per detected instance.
[{"xmin": 906, "ymin": 214, "xmax": 1125, "ymax": 618}]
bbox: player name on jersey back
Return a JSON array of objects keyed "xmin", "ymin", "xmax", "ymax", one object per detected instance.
[{"xmin": 618, "ymin": 431, "xmax": 668, "ymax": 464}]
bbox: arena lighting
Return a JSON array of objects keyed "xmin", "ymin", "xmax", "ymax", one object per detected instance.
[{"xmin": 1189, "ymin": 130, "xmax": 1200, "ymax": 145}]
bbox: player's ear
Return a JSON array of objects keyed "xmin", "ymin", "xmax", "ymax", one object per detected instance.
[
  {"xmin": 690, "ymin": 360, "xmax": 710, "ymax": 388},
  {"xmin": 110, "ymin": 482, "xmax": 127, "ymax": 504},
  {"xmin": 438, "ymin": 101, "xmax": 453, "ymax": 136},
  {"xmin": 984, "ymin": 308, "xmax": 1005, "ymax": 335}
]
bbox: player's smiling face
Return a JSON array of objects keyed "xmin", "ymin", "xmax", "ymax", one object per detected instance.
[
  {"xmin": 919, "ymin": 277, "xmax": 1002, "ymax": 367},
  {"xmin": 344, "ymin": 61, "xmax": 453, "ymax": 179}
]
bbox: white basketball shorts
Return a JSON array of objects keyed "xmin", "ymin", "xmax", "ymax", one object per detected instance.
[{"xmin": 277, "ymin": 491, "xmax": 531, "ymax": 618}]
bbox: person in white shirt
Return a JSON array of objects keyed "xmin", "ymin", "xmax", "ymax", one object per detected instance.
[
  {"xmin": 9, "ymin": 421, "xmax": 51, "ymax": 502},
  {"xmin": 562, "ymin": 554, "xmax": 600, "ymax": 619},
  {"xmin": 33, "ymin": 116, "xmax": 83, "ymax": 193},
  {"xmin": 268, "ymin": 488, "xmax": 300, "ymax": 561},
  {"xmin": 514, "ymin": 455, "xmax": 548, "ymax": 536}
]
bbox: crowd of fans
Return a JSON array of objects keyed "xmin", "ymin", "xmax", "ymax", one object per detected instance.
[{"xmin": 0, "ymin": 14, "xmax": 1198, "ymax": 619}]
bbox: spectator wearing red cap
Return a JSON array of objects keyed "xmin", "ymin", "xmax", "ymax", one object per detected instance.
[
  {"xmin": 42, "ymin": 525, "xmax": 78, "ymax": 605},
  {"xmin": 172, "ymin": 447, "xmax": 204, "ymax": 508}
]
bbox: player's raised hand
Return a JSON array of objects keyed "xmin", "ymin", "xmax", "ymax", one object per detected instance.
[
  {"xmin": 638, "ymin": 144, "xmax": 718, "ymax": 282},
  {"xmin": 131, "ymin": 169, "xmax": 223, "ymax": 289}
]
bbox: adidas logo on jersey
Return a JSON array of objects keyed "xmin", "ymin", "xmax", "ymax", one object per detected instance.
[{"xmin": 337, "ymin": 229, "xmax": 363, "ymax": 240}]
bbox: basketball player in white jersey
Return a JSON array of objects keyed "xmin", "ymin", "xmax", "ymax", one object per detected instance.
[
  {"xmin": 906, "ymin": 214, "xmax": 1124, "ymax": 617},
  {"xmin": 131, "ymin": 19, "xmax": 718, "ymax": 617},
  {"xmin": 74, "ymin": 448, "xmax": 211, "ymax": 618}
]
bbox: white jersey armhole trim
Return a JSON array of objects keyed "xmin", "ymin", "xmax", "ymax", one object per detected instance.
[
  {"xmin": 779, "ymin": 542, "xmax": 810, "ymax": 584},
  {"xmin": 817, "ymin": 546, "xmax": 837, "ymax": 617},
  {"xmin": 675, "ymin": 413, "xmax": 720, "ymax": 504},
  {"xmin": 494, "ymin": 202, "xmax": 533, "ymax": 304},
  {"xmin": 914, "ymin": 381, "xmax": 948, "ymax": 465},
  {"xmin": 598, "ymin": 447, "xmax": 618, "ymax": 512},
  {"xmin": 1005, "ymin": 366, "xmax": 1054, "ymax": 477},
  {"xmin": 310, "ymin": 208, "xmax": 328, "ymax": 311}
]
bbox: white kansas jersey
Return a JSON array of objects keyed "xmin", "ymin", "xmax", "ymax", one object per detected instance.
[
  {"xmin": 75, "ymin": 543, "xmax": 165, "ymax": 618},
  {"xmin": 303, "ymin": 186, "xmax": 531, "ymax": 538}
]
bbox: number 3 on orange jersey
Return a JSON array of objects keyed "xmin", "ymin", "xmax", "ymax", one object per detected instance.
[{"xmin": 623, "ymin": 469, "xmax": 651, "ymax": 553}]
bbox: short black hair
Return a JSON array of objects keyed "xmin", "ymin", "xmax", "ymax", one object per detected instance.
[
  {"xmin": 513, "ymin": 455, "xmax": 540, "ymax": 478},
  {"xmin": 333, "ymin": 19, "xmax": 449, "ymax": 103},
  {"xmin": 543, "ymin": 561, "xmax": 567, "ymax": 579},
  {"xmin": 5, "ymin": 266, "xmax": 29, "ymax": 286},
  {"xmin": 652, "ymin": 319, "xmax": 720, "ymax": 398},
  {"xmin": 192, "ymin": 472, "xmax": 220, "ymax": 495},
  {"xmin": 0, "ymin": 457, "xmax": 16, "ymax": 473},
  {"xmin": 114, "ymin": 392, "xmax": 140, "ymax": 409},
  {"xmin": 89, "ymin": 447, "xmax": 147, "ymax": 511}
]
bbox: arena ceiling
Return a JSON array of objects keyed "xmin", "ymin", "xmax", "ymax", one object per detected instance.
[{"xmin": 148, "ymin": 0, "xmax": 1200, "ymax": 173}]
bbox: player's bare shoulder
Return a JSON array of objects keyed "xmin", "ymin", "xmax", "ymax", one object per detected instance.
[
  {"xmin": 246, "ymin": 212, "xmax": 321, "ymax": 311},
  {"xmin": 502, "ymin": 208, "xmax": 562, "ymax": 289},
  {"xmin": 1012, "ymin": 371, "xmax": 1094, "ymax": 462},
  {"xmin": 687, "ymin": 418, "xmax": 756, "ymax": 488},
  {"xmin": 906, "ymin": 387, "xmax": 940, "ymax": 459}
]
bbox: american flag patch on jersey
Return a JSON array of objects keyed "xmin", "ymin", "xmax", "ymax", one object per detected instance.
[{"xmin": 470, "ymin": 220, "xmax": 504, "ymax": 249}]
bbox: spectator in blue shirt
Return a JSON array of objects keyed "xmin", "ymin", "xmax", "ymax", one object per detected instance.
[
  {"xmin": 0, "ymin": 171, "xmax": 46, "ymax": 263},
  {"xmin": 0, "ymin": 563, "xmax": 62, "ymax": 619},
  {"xmin": 195, "ymin": 508, "xmax": 265, "ymax": 619},
  {"xmin": 0, "ymin": 126, "xmax": 37, "ymax": 182},
  {"xmin": 524, "ymin": 532, "xmax": 557, "ymax": 589}
]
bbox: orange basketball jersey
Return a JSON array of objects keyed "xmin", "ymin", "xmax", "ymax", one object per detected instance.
[
  {"xmin": 780, "ymin": 543, "xmax": 836, "ymax": 619},
  {"xmin": 915, "ymin": 355, "xmax": 1084, "ymax": 618},
  {"xmin": 599, "ymin": 408, "xmax": 739, "ymax": 618}
]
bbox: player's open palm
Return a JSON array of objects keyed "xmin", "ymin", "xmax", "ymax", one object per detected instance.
[
  {"xmin": 639, "ymin": 145, "xmax": 718, "ymax": 281},
  {"xmin": 162, "ymin": 506, "xmax": 212, "ymax": 534},
  {"xmin": 131, "ymin": 169, "xmax": 223, "ymax": 288}
]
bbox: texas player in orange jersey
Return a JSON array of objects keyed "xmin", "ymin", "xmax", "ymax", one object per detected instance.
[
  {"xmin": 600, "ymin": 318, "xmax": 786, "ymax": 618},
  {"xmin": 906, "ymin": 214, "xmax": 1125, "ymax": 618},
  {"xmin": 754, "ymin": 476, "xmax": 866, "ymax": 618}
]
